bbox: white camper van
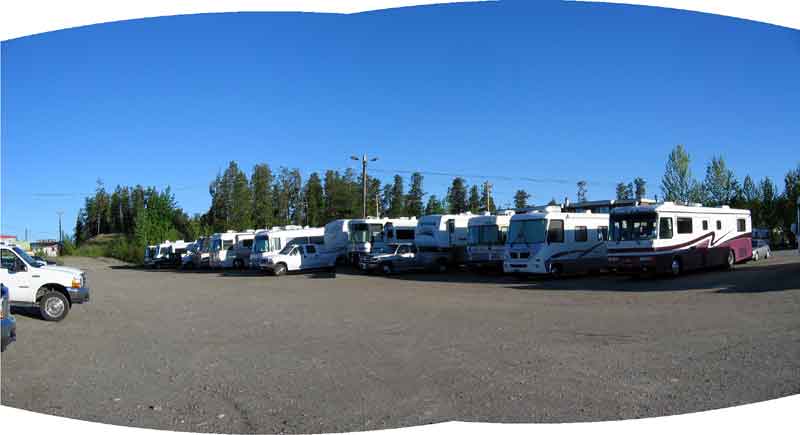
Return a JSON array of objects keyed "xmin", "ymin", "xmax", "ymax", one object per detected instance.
[
  {"xmin": 607, "ymin": 202, "xmax": 752, "ymax": 276},
  {"xmin": 414, "ymin": 213, "xmax": 472, "ymax": 270},
  {"xmin": 503, "ymin": 206, "xmax": 609, "ymax": 276},
  {"xmin": 250, "ymin": 226, "xmax": 325, "ymax": 270},
  {"xmin": 209, "ymin": 232, "xmax": 237, "ymax": 269},
  {"xmin": 467, "ymin": 211, "xmax": 514, "ymax": 271}
]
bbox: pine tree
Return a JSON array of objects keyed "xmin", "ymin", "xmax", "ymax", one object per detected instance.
[
  {"xmin": 405, "ymin": 172, "xmax": 425, "ymax": 218},
  {"xmin": 467, "ymin": 184, "xmax": 481, "ymax": 213},
  {"xmin": 633, "ymin": 177, "xmax": 647, "ymax": 200},
  {"xmin": 576, "ymin": 180, "xmax": 588, "ymax": 202},
  {"xmin": 388, "ymin": 175, "xmax": 406, "ymax": 217},
  {"xmin": 447, "ymin": 177, "xmax": 468, "ymax": 214},
  {"xmin": 304, "ymin": 172, "xmax": 324, "ymax": 227},
  {"xmin": 661, "ymin": 144, "xmax": 693, "ymax": 203},
  {"xmin": 251, "ymin": 164, "xmax": 274, "ymax": 229},
  {"xmin": 425, "ymin": 195, "xmax": 446, "ymax": 215},
  {"xmin": 703, "ymin": 156, "xmax": 736, "ymax": 206},
  {"xmin": 513, "ymin": 190, "xmax": 530, "ymax": 209},
  {"xmin": 615, "ymin": 182, "xmax": 631, "ymax": 200},
  {"xmin": 480, "ymin": 182, "xmax": 495, "ymax": 213}
]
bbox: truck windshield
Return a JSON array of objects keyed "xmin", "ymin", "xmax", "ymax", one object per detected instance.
[
  {"xmin": 350, "ymin": 223, "xmax": 384, "ymax": 243},
  {"xmin": 507, "ymin": 219, "xmax": 547, "ymax": 245},
  {"xmin": 13, "ymin": 246, "xmax": 42, "ymax": 268},
  {"xmin": 279, "ymin": 244, "xmax": 297, "ymax": 255},
  {"xmin": 468, "ymin": 225, "xmax": 504, "ymax": 246},
  {"xmin": 611, "ymin": 213, "xmax": 657, "ymax": 241},
  {"xmin": 211, "ymin": 239, "xmax": 222, "ymax": 252},
  {"xmin": 253, "ymin": 236, "xmax": 269, "ymax": 253}
]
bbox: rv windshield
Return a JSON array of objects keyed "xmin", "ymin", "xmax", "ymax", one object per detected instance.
[
  {"xmin": 211, "ymin": 239, "xmax": 222, "ymax": 252},
  {"xmin": 611, "ymin": 213, "xmax": 657, "ymax": 241},
  {"xmin": 350, "ymin": 223, "xmax": 384, "ymax": 243},
  {"xmin": 507, "ymin": 219, "xmax": 547, "ymax": 245},
  {"xmin": 468, "ymin": 225, "xmax": 504, "ymax": 246},
  {"xmin": 253, "ymin": 236, "xmax": 269, "ymax": 253}
]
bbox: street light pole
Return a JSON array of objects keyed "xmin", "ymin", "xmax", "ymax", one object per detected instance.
[
  {"xmin": 350, "ymin": 154, "xmax": 378, "ymax": 218},
  {"xmin": 57, "ymin": 211, "xmax": 64, "ymax": 256}
]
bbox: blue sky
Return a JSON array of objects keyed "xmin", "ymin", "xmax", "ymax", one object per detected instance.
[{"xmin": 2, "ymin": 0, "xmax": 799, "ymax": 240}]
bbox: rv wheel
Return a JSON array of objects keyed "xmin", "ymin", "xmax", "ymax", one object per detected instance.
[
  {"xmin": 436, "ymin": 260, "xmax": 448, "ymax": 273},
  {"xmin": 670, "ymin": 258, "xmax": 682, "ymax": 277},
  {"xmin": 550, "ymin": 264, "xmax": 562, "ymax": 278},
  {"xmin": 726, "ymin": 250, "xmax": 735, "ymax": 270}
]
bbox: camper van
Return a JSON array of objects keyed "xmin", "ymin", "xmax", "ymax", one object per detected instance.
[
  {"xmin": 607, "ymin": 202, "xmax": 752, "ymax": 276},
  {"xmin": 209, "ymin": 231, "xmax": 257, "ymax": 269},
  {"xmin": 154, "ymin": 240, "xmax": 189, "ymax": 268},
  {"xmin": 414, "ymin": 213, "xmax": 472, "ymax": 270},
  {"xmin": 148, "ymin": 241, "xmax": 174, "ymax": 268},
  {"xmin": 229, "ymin": 231, "xmax": 256, "ymax": 269},
  {"xmin": 504, "ymin": 206, "xmax": 609, "ymax": 276},
  {"xmin": 467, "ymin": 211, "xmax": 514, "ymax": 271},
  {"xmin": 250, "ymin": 226, "xmax": 325, "ymax": 270}
]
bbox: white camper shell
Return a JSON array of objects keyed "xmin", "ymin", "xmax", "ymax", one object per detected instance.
[
  {"xmin": 250, "ymin": 226, "xmax": 325, "ymax": 270},
  {"xmin": 467, "ymin": 211, "xmax": 514, "ymax": 270},
  {"xmin": 607, "ymin": 202, "xmax": 752, "ymax": 276},
  {"xmin": 504, "ymin": 206, "xmax": 609, "ymax": 276},
  {"xmin": 414, "ymin": 213, "xmax": 472, "ymax": 268}
]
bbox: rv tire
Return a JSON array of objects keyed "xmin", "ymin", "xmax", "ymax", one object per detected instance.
[
  {"xmin": 436, "ymin": 260, "xmax": 448, "ymax": 273},
  {"xmin": 726, "ymin": 249, "xmax": 735, "ymax": 270},
  {"xmin": 550, "ymin": 264, "xmax": 562, "ymax": 278}
]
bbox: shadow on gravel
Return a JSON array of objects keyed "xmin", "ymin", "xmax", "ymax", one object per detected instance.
[{"xmin": 10, "ymin": 306, "xmax": 43, "ymax": 320}]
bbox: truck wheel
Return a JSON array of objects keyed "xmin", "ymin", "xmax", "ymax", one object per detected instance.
[
  {"xmin": 550, "ymin": 263, "xmax": 563, "ymax": 278},
  {"xmin": 39, "ymin": 290, "xmax": 69, "ymax": 322},
  {"xmin": 753, "ymin": 251, "xmax": 759, "ymax": 261},
  {"xmin": 381, "ymin": 262, "xmax": 394, "ymax": 275},
  {"xmin": 233, "ymin": 259, "xmax": 243, "ymax": 269},
  {"xmin": 274, "ymin": 263, "xmax": 288, "ymax": 276},
  {"xmin": 436, "ymin": 260, "xmax": 447, "ymax": 273}
]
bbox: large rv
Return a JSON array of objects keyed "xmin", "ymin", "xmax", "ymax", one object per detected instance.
[
  {"xmin": 250, "ymin": 226, "xmax": 325, "ymax": 270},
  {"xmin": 503, "ymin": 206, "xmax": 609, "ymax": 276},
  {"xmin": 607, "ymin": 202, "xmax": 752, "ymax": 276},
  {"xmin": 414, "ymin": 213, "xmax": 472, "ymax": 269},
  {"xmin": 466, "ymin": 211, "xmax": 514, "ymax": 271},
  {"xmin": 209, "ymin": 231, "xmax": 238, "ymax": 269}
]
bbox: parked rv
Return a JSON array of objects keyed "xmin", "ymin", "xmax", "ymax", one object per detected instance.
[
  {"xmin": 466, "ymin": 211, "xmax": 514, "ymax": 271},
  {"xmin": 230, "ymin": 232, "xmax": 256, "ymax": 269},
  {"xmin": 261, "ymin": 243, "xmax": 336, "ymax": 276},
  {"xmin": 210, "ymin": 231, "xmax": 255, "ymax": 269},
  {"xmin": 414, "ymin": 213, "xmax": 472, "ymax": 271},
  {"xmin": 250, "ymin": 226, "xmax": 325, "ymax": 271},
  {"xmin": 346, "ymin": 218, "xmax": 390, "ymax": 264},
  {"xmin": 607, "ymin": 202, "xmax": 752, "ymax": 276},
  {"xmin": 503, "ymin": 206, "xmax": 609, "ymax": 276},
  {"xmin": 377, "ymin": 218, "xmax": 418, "ymax": 245},
  {"xmin": 154, "ymin": 240, "xmax": 190, "ymax": 268}
]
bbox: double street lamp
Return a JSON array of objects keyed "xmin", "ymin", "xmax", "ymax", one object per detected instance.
[{"xmin": 351, "ymin": 154, "xmax": 378, "ymax": 218}]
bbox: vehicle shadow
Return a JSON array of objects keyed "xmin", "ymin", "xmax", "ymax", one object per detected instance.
[{"xmin": 10, "ymin": 306, "xmax": 44, "ymax": 320}]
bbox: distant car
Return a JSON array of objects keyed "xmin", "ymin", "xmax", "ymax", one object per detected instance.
[
  {"xmin": 751, "ymin": 239, "xmax": 771, "ymax": 261},
  {"xmin": 359, "ymin": 243, "xmax": 429, "ymax": 275},
  {"xmin": 1, "ymin": 283, "xmax": 17, "ymax": 351}
]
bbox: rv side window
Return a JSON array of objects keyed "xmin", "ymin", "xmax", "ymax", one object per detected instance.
[
  {"xmin": 242, "ymin": 239, "xmax": 253, "ymax": 248},
  {"xmin": 677, "ymin": 218, "xmax": 692, "ymax": 234},
  {"xmin": 574, "ymin": 226, "xmax": 588, "ymax": 242},
  {"xmin": 659, "ymin": 217, "xmax": 673, "ymax": 239},
  {"xmin": 396, "ymin": 229, "xmax": 415, "ymax": 240},
  {"xmin": 702, "ymin": 220, "xmax": 708, "ymax": 231},
  {"xmin": 716, "ymin": 220, "xmax": 722, "ymax": 230},
  {"xmin": 547, "ymin": 220, "xmax": 564, "ymax": 243},
  {"xmin": 737, "ymin": 219, "xmax": 746, "ymax": 232},
  {"xmin": 597, "ymin": 226, "xmax": 608, "ymax": 241},
  {"xmin": 310, "ymin": 236, "xmax": 325, "ymax": 244},
  {"xmin": 305, "ymin": 245, "xmax": 316, "ymax": 254}
]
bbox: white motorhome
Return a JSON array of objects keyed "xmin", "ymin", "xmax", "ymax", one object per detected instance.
[
  {"xmin": 607, "ymin": 202, "xmax": 752, "ymax": 276},
  {"xmin": 503, "ymin": 206, "xmax": 609, "ymax": 276},
  {"xmin": 229, "ymin": 231, "xmax": 256, "ymax": 269},
  {"xmin": 250, "ymin": 226, "xmax": 325, "ymax": 270},
  {"xmin": 208, "ymin": 232, "xmax": 237, "ymax": 269},
  {"xmin": 414, "ymin": 213, "xmax": 472, "ymax": 269},
  {"xmin": 467, "ymin": 211, "xmax": 514, "ymax": 271},
  {"xmin": 379, "ymin": 217, "xmax": 418, "ymax": 245}
]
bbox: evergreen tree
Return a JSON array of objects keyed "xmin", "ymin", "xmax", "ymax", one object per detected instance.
[
  {"xmin": 467, "ymin": 184, "xmax": 481, "ymax": 213},
  {"xmin": 513, "ymin": 190, "xmax": 530, "ymax": 209},
  {"xmin": 615, "ymin": 182, "xmax": 631, "ymax": 200},
  {"xmin": 661, "ymin": 144, "xmax": 693, "ymax": 203},
  {"xmin": 633, "ymin": 177, "xmax": 647, "ymax": 200},
  {"xmin": 480, "ymin": 182, "xmax": 495, "ymax": 213},
  {"xmin": 703, "ymin": 156, "xmax": 736, "ymax": 206},
  {"xmin": 576, "ymin": 180, "xmax": 588, "ymax": 202},
  {"xmin": 304, "ymin": 172, "xmax": 324, "ymax": 227},
  {"xmin": 251, "ymin": 164, "xmax": 274, "ymax": 229},
  {"xmin": 388, "ymin": 174, "xmax": 406, "ymax": 217},
  {"xmin": 229, "ymin": 163, "xmax": 253, "ymax": 230},
  {"xmin": 447, "ymin": 177, "xmax": 468, "ymax": 214},
  {"xmin": 381, "ymin": 183, "xmax": 392, "ymax": 217},
  {"xmin": 425, "ymin": 195, "xmax": 446, "ymax": 215},
  {"xmin": 405, "ymin": 172, "xmax": 425, "ymax": 218}
]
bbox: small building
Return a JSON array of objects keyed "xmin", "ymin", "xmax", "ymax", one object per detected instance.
[{"xmin": 31, "ymin": 239, "xmax": 61, "ymax": 257}]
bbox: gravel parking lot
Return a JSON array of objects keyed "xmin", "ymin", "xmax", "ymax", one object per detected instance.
[{"xmin": 2, "ymin": 252, "xmax": 800, "ymax": 433}]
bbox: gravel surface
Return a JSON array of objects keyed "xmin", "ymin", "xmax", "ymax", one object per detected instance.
[{"xmin": 2, "ymin": 252, "xmax": 799, "ymax": 433}]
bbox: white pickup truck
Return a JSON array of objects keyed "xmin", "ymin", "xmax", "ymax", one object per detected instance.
[
  {"xmin": 0, "ymin": 243, "xmax": 90, "ymax": 321},
  {"xmin": 262, "ymin": 243, "xmax": 336, "ymax": 276}
]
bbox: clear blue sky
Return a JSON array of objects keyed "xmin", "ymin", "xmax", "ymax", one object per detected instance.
[{"xmin": 2, "ymin": 0, "xmax": 798, "ymax": 240}]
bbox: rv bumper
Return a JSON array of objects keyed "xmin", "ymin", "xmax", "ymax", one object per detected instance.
[
  {"xmin": 503, "ymin": 261, "xmax": 547, "ymax": 274},
  {"xmin": 608, "ymin": 255, "xmax": 668, "ymax": 274}
]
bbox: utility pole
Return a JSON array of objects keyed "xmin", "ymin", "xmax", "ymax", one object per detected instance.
[
  {"xmin": 57, "ymin": 211, "xmax": 64, "ymax": 256},
  {"xmin": 350, "ymin": 153, "xmax": 378, "ymax": 218},
  {"xmin": 375, "ymin": 192, "xmax": 380, "ymax": 218},
  {"xmin": 484, "ymin": 181, "xmax": 493, "ymax": 213}
]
